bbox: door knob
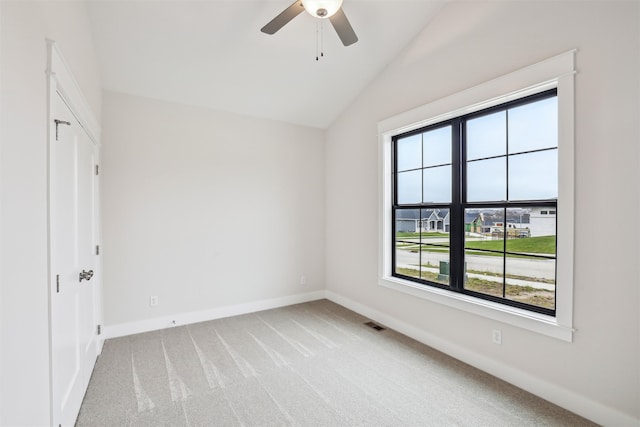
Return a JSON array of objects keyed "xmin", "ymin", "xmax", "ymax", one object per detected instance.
[{"xmin": 79, "ymin": 269, "xmax": 94, "ymax": 282}]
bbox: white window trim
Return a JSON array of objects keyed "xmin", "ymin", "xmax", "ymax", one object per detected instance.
[{"xmin": 378, "ymin": 50, "xmax": 576, "ymax": 342}]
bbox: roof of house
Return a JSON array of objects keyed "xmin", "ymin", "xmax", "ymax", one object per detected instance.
[
  {"xmin": 465, "ymin": 210, "xmax": 530, "ymax": 225},
  {"xmin": 396, "ymin": 208, "xmax": 449, "ymax": 221},
  {"xmin": 398, "ymin": 209, "xmax": 530, "ymax": 224},
  {"xmin": 465, "ymin": 212, "xmax": 481, "ymax": 224}
]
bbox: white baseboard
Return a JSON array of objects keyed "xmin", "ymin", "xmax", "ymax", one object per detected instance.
[
  {"xmin": 325, "ymin": 290, "xmax": 639, "ymax": 427},
  {"xmin": 103, "ymin": 290, "xmax": 326, "ymax": 339}
]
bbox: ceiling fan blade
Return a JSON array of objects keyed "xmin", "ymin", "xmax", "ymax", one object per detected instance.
[
  {"xmin": 329, "ymin": 8, "xmax": 358, "ymax": 46},
  {"xmin": 261, "ymin": 0, "xmax": 304, "ymax": 35}
]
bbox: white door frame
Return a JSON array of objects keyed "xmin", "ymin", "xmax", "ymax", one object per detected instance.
[{"xmin": 46, "ymin": 39, "xmax": 103, "ymax": 426}]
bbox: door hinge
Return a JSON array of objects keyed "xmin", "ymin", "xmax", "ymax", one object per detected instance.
[
  {"xmin": 96, "ymin": 244, "xmax": 100, "ymax": 255},
  {"xmin": 95, "ymin": 164, "xmax": 99, "ymax": 176},
  {"xmin": 56, "ymin": 274, "xmax": 60, "ymax": 293},
  {"xmin": 97, "ymin": 325, "xmax": 102, "ymax": 335}
]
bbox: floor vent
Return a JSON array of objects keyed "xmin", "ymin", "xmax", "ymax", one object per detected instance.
[{"xmin": 365, "ymin": 321, "xmax": 385, "ymax": 331}]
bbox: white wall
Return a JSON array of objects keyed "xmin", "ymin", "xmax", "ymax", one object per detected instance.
[
  {"xmin": 2, "ymin": 1, "xmax": 637, "ymax": 425},
  {"xmin": 0, "ymin": 1, "xmax": 102, "ymax": 425},
  {"xmin": 101, "ymin": 91, "xmax": 325, "ymax": 329},
  {"xmin": 325, "ymin": 1, "xmax": 639, "ymax": 424}
]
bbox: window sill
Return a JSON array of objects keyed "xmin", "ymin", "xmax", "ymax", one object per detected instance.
[{"xmin": 378, "ymin": 275, "xmax": 574, "ymax": 341}]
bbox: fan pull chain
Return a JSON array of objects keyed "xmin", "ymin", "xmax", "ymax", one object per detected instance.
[
  {"xmin": 315, "ymin": 20, "xmax": 325, "ymax": 61},
  {"xmin": 321, "ymin": 20, "xmax": 324, "ymax": 58}
]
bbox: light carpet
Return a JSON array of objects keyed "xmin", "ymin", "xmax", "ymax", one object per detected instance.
[{"xmin": 77, "ymin": 299, "xmax": 595, "ymax": 426}]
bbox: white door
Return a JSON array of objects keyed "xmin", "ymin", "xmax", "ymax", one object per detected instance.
[{"xmin": 50, "ymin": 92, "xmax": 99, "ymax": 426}]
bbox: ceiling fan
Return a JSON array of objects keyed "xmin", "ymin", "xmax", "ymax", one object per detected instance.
[{"xmin": 261, "ymin": 0, "xmax": 358, "ymax": 47}]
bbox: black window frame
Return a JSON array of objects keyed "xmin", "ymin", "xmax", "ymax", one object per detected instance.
[{"xmin": 391, "ymin": 89, "xmax": 558, "ymax": 316}]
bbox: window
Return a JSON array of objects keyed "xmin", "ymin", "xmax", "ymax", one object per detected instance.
[
  {"xmin": 379, "ymin": 51, "xmax": 575, "ymax": 341},
  {"xmin": 393, "ymin": 90, "xmax": 558, "ymax": 316}
]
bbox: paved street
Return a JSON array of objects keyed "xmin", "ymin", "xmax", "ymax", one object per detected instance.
[{"xmin": 395, "ymin": 247, "xmax": 555, "ymax": 283}]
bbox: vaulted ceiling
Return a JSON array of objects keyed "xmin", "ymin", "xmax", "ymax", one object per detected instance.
[{"xmin": 86, "ymin": 0, "xmax": 446, "ymax": 128}]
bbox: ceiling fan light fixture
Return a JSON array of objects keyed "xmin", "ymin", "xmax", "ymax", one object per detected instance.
[
  {"xmin": 302, "ymin": 0, "xmax": 343, "ymax": 19},
  {"xmin": 261, "ymin": 0, "xmax": 358, "ymax": 47}
]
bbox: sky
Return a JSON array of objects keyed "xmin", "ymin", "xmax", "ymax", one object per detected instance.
[{"xmin": 396, "ymin": 96, "xmax": 558, "ymax": 204}]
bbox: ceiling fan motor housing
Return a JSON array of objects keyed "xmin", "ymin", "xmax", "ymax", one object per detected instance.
[{"xmin": 303, "ymin": 0, "xmax": 343, "ymax": 19}]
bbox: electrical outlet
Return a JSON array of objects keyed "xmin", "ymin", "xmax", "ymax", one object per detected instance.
[
  {"xmin": 300, "ymin": 275, "xmax": 307, "ymax": 285},
  {"xmin": 150, "ymin": 296, "xmax": 158, "ymax": 307},
  {"xmin": 492, "ymin": 329, "xmax": 502, "ymax": 345}
]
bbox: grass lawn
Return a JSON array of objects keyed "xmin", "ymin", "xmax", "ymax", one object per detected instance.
[
  {"xmin": 466, "ymin": 268, "xmax": 555, "ymax": 284},
  {"xmin": 397, "ymin": 235, "xmax": 556, "ymax": 258},
  {"xmin": 465, "ymin": 277, "xmax": 555, "ymax": 309},
  {"xmin": 465, "ymin": 235, "xmax": 556, "ymax": 254},
  {"xmin": 396, "ymin": 232, "xmax": 449, "ymax": 239},
  {"xmin": 396, "ymin": 267, "xmax": 554, "ymax": 309},
  {"xmin": 402, "ymin": 245, "xmax": 542, "ymax": 258},
  {"xmin": 396, "ymin": 267, "xmax": 448, "ymax": 285}
]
